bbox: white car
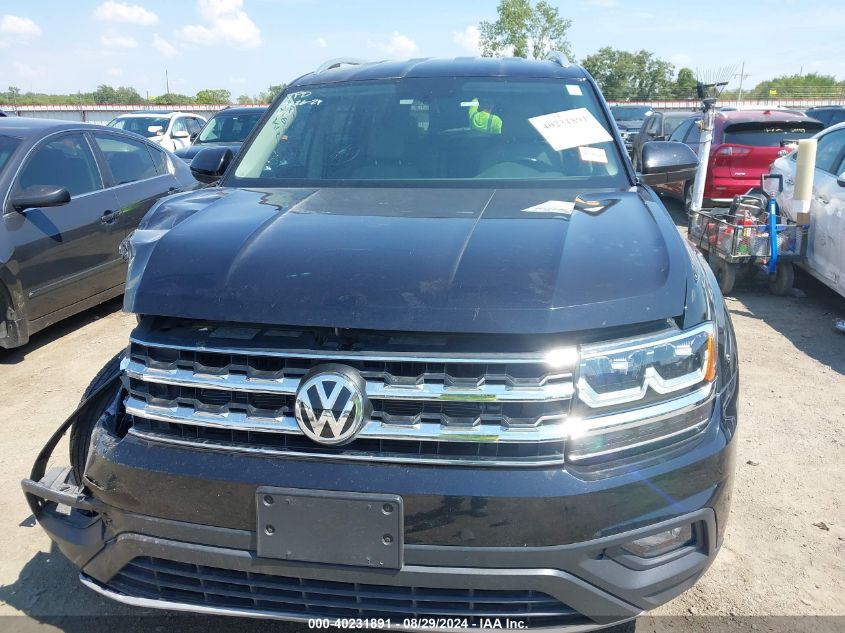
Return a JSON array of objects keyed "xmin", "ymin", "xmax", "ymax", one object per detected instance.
[
  {"xmin": 107, "ymin": 111, "xmax": 207, "ymax": 152},
  {"xmin": 770, "ymin": 121, "xmax": 845, "ymax": 298}
]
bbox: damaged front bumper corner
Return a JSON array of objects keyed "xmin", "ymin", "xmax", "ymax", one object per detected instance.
[{"xmin": 20, "ymin": 375, "xmax": 122, "ymax": 568}]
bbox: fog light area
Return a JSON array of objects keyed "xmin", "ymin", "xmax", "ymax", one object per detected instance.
[{"xmin": 620, "ymin": 524, "xmax": 694, "ymax": 558}]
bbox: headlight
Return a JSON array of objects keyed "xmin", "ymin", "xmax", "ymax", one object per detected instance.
[
  {"xmin": 577, "ymin": 322, "xmax": 715, "ymax": 408},
  {"xmin": 565, "ymin": 322, "xmax": 717, "ymax": 464}
]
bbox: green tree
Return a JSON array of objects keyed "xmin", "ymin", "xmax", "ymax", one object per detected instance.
[
  {"xmin": 479, "ymin": 0, "xmax": 573, "ymax": 60},
  {"xmin": 91, "ymin": 85, "xmax": 143, "ymax": 105},
  {"xmin": 195, "ymin": 89, "xmax": 231, "ymax": 104},
  {"xmin": 92, "ymin": 84, "xmax": 117, "ymax": 104},
  {"xmin": 747, "ymin": 73, "xmax": 844, "ymax": 99},
  {"xmin": 152, "ymin": 92, "xmax": 195, "ymax": 105},
  {"xmin": 237, "ymin": 94, "xmax": 254, "ymax": 105},
  {"xmin": 581, "ymin": 47, "xmax": 675, "ymax": 100},
  {"xmin": 259, "ymin": 84, "xmax": 286, "ymax": 103},
  {"xmin": 674, "ymin": 67, "xmax": 698, "ymax": 99}
]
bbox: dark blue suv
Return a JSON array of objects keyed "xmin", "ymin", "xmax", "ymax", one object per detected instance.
[{"xmin": 24, "ymin": 55, "xmax": 738, "ymax": 632}]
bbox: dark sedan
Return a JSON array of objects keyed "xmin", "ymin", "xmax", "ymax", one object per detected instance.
[
  {"xmin": 0, "ymin": 117, "xmax": 197, "ymax": 349},
  {"xmin": 174, "ymin": 106, "xmax": 267, "ymax": 165},
  {"xmin": 631, "ymin": 110, "xmax": 698, "ymax": 171}
]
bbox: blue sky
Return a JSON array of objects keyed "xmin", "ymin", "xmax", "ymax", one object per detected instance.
[{"xmin": 1, "ymin": 0, "xmax": 842, "ymax": 98}]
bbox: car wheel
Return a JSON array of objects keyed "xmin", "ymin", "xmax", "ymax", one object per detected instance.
[
  {"xmin": 709, "ymin": 252, "xmax": 736, "ymax": 295},
  {"xmin": 69, "ymin": 351, "xmax": 124, "ymax": 484},
  {"xmin": 769, "ymin": 262, "xmax": 795, "ymax": 296}
]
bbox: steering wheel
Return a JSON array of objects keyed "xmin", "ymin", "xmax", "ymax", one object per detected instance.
[{"xmin": 328, "ymin": 144, "xmax": 361, "ymax": 169}]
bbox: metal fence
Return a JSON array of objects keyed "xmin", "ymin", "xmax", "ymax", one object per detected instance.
[{"xmin": 3, "ymin": 104, "xmax": 228, "ymax": 126}]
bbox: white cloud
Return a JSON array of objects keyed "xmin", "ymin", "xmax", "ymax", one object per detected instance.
[
  {"xmin": 176, "ymin": 0, "xmax": 262, "ymax": 51},
  {"xmin": 315, "ymin": 36, "xmax": 328, "ymax": 49},
  {"xmin": 107, "ymin": 66, "xmax": 124, "ymax": 77},
  {"xmin": 452, "ymin": 25, "xmax": 480, "ymax": 55},
  {"xmin": 374, "ymin": 31, "xmax": 418, "ymax": 59},
  {"xmin": 93, "ymin": 1, "xmax": 158, "ymax": 26},
  {"xmin": 0, "ymin": 15, "xmax": 42, "ymax": 38},
  {"xmin": 152, "ymin": 33, "xmax": 180, "ymax": 57},
  {"xmin": 230, "ymin": 76, "xmax": 247, "ymax": 85},
  {"xmin": 100, "ymin": 31, "xmax": 138, "ymax": 48}
]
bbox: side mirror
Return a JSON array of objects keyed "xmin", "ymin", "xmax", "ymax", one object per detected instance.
[
  {"xmin": 190, "ymin": 146, "xmax": 233, "ymax": 184},
  {"xmin": 639, "ymin": 141, "xmax": 699, "ymax": 185},
  {"xmin": 172, "ymin": 130, "xmax": 190, "ymax": 139},
  {"xmin": 10, "ymin": 185, "xmax": 71, "ymax": 211}
]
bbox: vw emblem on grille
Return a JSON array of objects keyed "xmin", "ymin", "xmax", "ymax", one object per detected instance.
[{"xmin": 294, "ymin": 365, "xmax": 367, "ymax": 445}]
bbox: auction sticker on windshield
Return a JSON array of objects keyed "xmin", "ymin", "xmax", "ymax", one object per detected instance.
[{"xmin": 529, "ymin": 108, "xmax": 612, "ymax": 151}]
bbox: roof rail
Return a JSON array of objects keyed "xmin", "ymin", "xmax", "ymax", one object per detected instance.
[
  {"xmin": 545, "ymin": 51, "xmax": 572, "ymax": 68},
  {"xmin": 314, "ymin": 58, "xmax": 369, "ymax": 74}
]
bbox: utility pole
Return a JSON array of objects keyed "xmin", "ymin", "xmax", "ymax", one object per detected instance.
[
  {"xmin": 735, "ymin": 62, "xmax": 750, "ymax": 103},
  {"xmin": 165, "ymin": 70, "xmax": 170, "ymax": 96}
]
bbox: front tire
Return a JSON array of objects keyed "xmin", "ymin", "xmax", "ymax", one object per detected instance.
[{"xmin": 69, "ymin": 351, "xmax": 124, "ymax": 484}]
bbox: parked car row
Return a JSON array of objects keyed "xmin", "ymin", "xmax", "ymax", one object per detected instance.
[
  {"xmin": 106, "ymin": 110, "xmax": 207, "ymax": 152},
  {"xmin": 655, "ymin": 109, "xmax": 823, "ymax": 211},
  {"xmin": 620, "ymin": 102, "xmax": 844, "ymax": 299}
]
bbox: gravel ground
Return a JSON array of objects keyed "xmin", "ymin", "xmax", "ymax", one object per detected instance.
[{"xmin": 0, "ymin": 202, "xmax": 843, "ymax": 633}]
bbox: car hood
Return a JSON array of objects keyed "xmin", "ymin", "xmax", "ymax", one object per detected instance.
[
  {"xmin": 174, "ymin": 141, "xmax": 242, "ymax": 160},
  {"xmin": 615, "ymin": 119, "xmax": 644, "ymax": 131},
  {"xmin": 125, "ymin": 187, "xmax": 692, "ymax": 334}
]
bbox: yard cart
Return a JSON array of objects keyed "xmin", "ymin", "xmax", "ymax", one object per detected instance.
[{"xmin": 687, "ymin": 174, "xmax": 808, "ymax": 295}]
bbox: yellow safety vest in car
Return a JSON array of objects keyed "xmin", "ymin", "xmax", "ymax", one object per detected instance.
[{"xmin": 468, "ymin": 99, "xmax": 502, "ymax": 134}]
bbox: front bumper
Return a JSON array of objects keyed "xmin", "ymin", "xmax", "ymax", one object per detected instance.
[{"xmin": 23, "ymin": 384, "xmax": 737, "ymax": 630}]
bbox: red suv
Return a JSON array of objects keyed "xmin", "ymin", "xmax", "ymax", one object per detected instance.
[{"xmin": 658, "ymin": 110, "xmax": 823, "ymax": 211}]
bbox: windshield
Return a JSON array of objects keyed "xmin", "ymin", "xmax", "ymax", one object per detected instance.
[
  {"xmin": 0, "ymin": 135, "xmax": 21, "ymax": 175},
  {"xmin": 198, "ymin": 112, "xmax": 264, "ymax": 143},
  {"xmin": 723, "ymin": 121, "xmax": 823, "ymax": 147},
  {"xmin": 232, "ymin": 78, "xmax": 625, "ymax": 187},
  {"xmin": 108, "ymin": 116, "xmax": 170, "ymax": 138},
  {"xmin": 664, "ymin": 116, "xmax": 691, "ymax": 136},
  {"xmin": 610, "ymin": 105, "xmax": 652, "ymax": 121}
]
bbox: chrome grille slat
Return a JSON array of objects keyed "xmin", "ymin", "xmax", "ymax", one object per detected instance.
[
  {"xmin": 125, "ymin": 358, "xmax": 575, "ymax": 403},
  {"xmin": 124, "ymin": 396, "xmax": 570, "ymax": 443}
]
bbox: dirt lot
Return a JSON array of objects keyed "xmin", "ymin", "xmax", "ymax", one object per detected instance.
[{"xmin": 0, "ymin": 203, "xmax": 843, "ymax": 633}]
